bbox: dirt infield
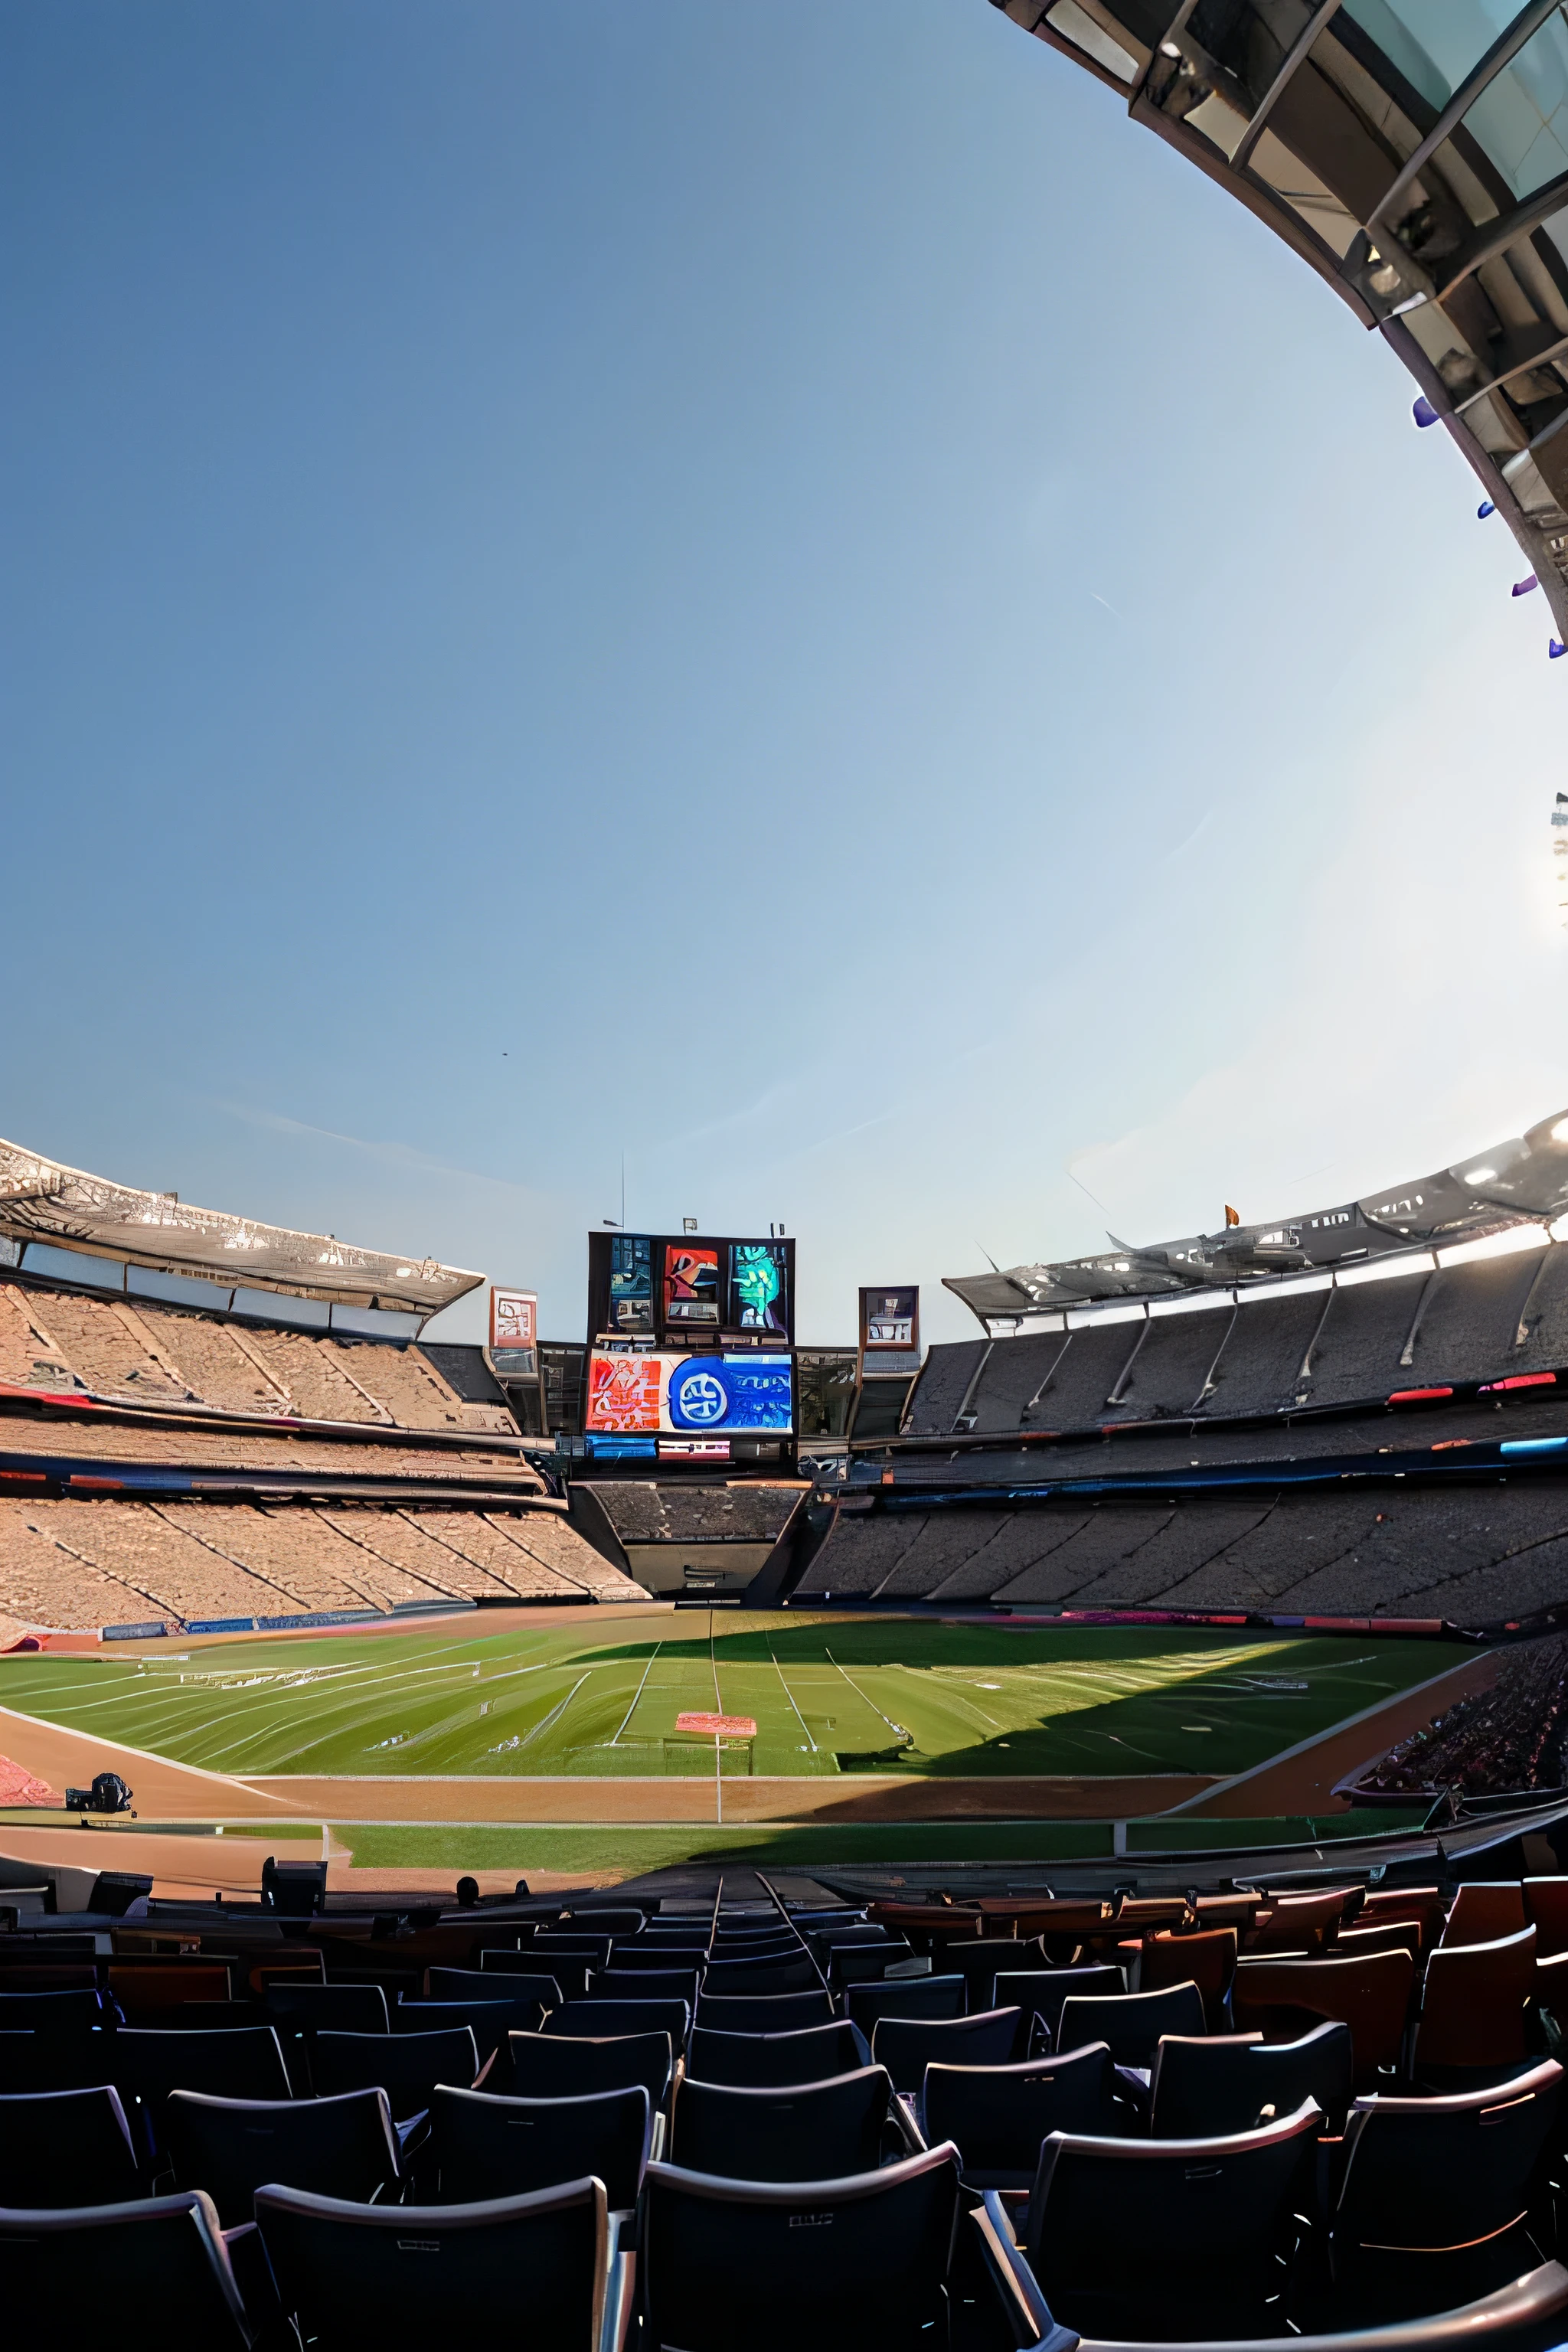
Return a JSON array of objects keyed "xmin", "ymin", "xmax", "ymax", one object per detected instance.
[{"xmin": 243, "ymin": 1772, "xmax": 1216, "ymax": 1824}]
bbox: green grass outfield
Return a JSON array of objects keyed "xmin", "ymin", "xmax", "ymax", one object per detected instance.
[{"xmin": 0, "ymin": 1612, "xmax": 1460, "ymax": 1784}]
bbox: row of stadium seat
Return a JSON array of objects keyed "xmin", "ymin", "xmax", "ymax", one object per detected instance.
[{"xmin": 8, "ymin": 1883, "xmax": 1568, "ymax": 2342}]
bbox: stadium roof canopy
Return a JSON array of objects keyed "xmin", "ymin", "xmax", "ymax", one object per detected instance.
[
  {"xmin": 990, "ymin": 0, "xmax": 1568, "ymax": 639},
  {"xmin": 946, "ymin": 1105, "xmax": 1568, "ymax": 1326},
  {"xmin": 0, "ymin": 1137, "xmax": 482, "ymax": 1318}
]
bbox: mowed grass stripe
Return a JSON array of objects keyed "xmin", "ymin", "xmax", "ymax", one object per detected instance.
[{"xmin": 0, "ymin": 1619, "xmax": 1468, "ymax": 1782}]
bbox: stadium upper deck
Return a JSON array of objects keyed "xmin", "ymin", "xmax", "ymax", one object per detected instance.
[{"xmin": 988, "ymin": 0, "xmax": 1568, "ymax": 641}]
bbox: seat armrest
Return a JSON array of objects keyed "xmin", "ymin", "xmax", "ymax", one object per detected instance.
[
  {"xmin": 649, "ymin": 2109, "xmax": 666, "ymax": 2162},
  {"xmin": 222, "ymin": 2220, "xmax": 283, "ymax": 2331},
  {"xmin": 972, "ymin": 2194, "xmax": 1079, "ymax": 2352},
  {"xmin": 887, "ymin": 2092, "xmax": 927, "ymax": 2158},
  {"xmin": 600, "ymin": 2211, "xmax": 636, "ymax": 2352}
]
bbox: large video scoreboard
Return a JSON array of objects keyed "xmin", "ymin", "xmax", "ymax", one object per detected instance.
[{"xmin": 583, "ymin": 1230, "xmax": 796, "ymax": 1459}]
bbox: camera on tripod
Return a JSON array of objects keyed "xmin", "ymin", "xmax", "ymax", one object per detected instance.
[{"xmin": 64, "ymin": 1772, "xmax": 134, "ymax": 1815}]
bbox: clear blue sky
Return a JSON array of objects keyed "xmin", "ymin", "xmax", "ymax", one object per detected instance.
[{"xmin": 4, "ymin": 2, "xmax": 1563, "ymax": 1346}]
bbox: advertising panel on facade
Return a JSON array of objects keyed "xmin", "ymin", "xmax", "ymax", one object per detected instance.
[
  {"xmin": 730, "ymin": 1240, "xmax": 789, "ymax": 1334},
  {"xmin": 488, "ymin": 1286, "xmax": 538, "ymax": 1376},
  {"xmin": 663, "ymin": 1243, "xmax": 720, "ymax": 1325},
  {"xmin": 860, "ymin": 1285, "xmax": 920, "ymax": 1351},
  {"xmin": 584, "ymin": 1350, "xmax": 793, "ymax": 1435},
  {"xmin": 607, "ymin": 1234, "xmax": 654, "ymax": 1334}
]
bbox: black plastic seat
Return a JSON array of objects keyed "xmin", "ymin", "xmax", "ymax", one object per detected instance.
[
  {"xmin": 609, "ymin": 1945, "xmax": 709, "ymax": 1972},
  {"xmin": 394, "ymin": 1994, "xmax": 546, "ymax": 2058},
  {"xmin": 256, "ymin": 2175, "xmax": 616, "ymax": 2344},
  {"xmin": 0, "ymin": 2190, "xmax": 253, "ymax": 2347},
  {"xmin": 508, "ymin": 2028, "xmax": 674, "ymax": 2109},
  {"xmin": 591, "ymin": 1968, "xmax": 701, "ymax": 2008},
  {"xmin": 0, "ymin": 1988, "xmax": 105, "ymax": 2031},
  {"xmin": 548, "ymin": 1997, "xmax": 689, "ymax": 2047},
  {"xmin": 941, "ymin": 1942, "xmax": 1037, "ymax": 2008},
  {"xmin": 845, "ymin": 1975, "xmax": 966, "ymax": 2037},
  {"xmin": 871, "ymin": 2007, "xmax": 1023, "ymax": 2094},
  {"xmin": 563, "ymin": 1907, "xmax": 646, "ymax": 1936},
  {"xmin": 671, "ymin": 2065, "xmax": 893, "ymax": 2180},
  {"xmin": 1024, "ymin": 2100, "xmax": 1321, "ymax": 2338},
  {"xmin": 994, "ymin": 1964, "xmax": 1122, "ymax": 2047},
  {"xmin": 644, "ymin": 2142, "xmax": 961, "ymax": 2351},
  {"xmin": 687, "ymin": 2020, "xmax": 869, "ymax": 2089},
  {"xmin": 114, "ymin": 2028, "xmax": 292, "ymax": 2158},
  {"xmin": 921, "ymin": 2043, "xmax": 1121, "ymax": 2188},
  {"xmin": 700, "ymin": 1956, "xmax": 818, "ymax": 1998},
  {"xmin": 0, "ymin": 2086, "xmax": 142, "ymax": 2207},
  {"xmin": 426, "ymin": 1965, "xmax": 563, "ymax": 2010},
  {"xmin": 1150, "ymin": 2022, "xmax": 1354, "ymax": 2138},
  {"xmin": 1331, "ymin": 2060, "xmax": 1562, "ymax": 2323},
  {"xmin": 827, "ymin": 1945, "xmax": 911, "ymax": 1990},
  {"xmin": 482, "ymin": 1946, "xmax": 586, "ymax": 1989},
  {"xmin": 1055, "ymin": 1981, "xmax": 1204, "ymax": 2065},
  {"xmin": 0, "ymin": 2029, "xmax": 97, "ymax": 2096},
  {"xmin": 429, "ymin": 2082, "xmax": 652, "ymax": 2207},
  {"xmin": 266, "ymin": 1983, "xmax": 389, "ymax": 2034},
  {"xmin": 309, "ymin": 2027, "xmax": 479, "ymax": 2117},
  {"xmin": 165, "ymin": 2087, "xmax": 400, "ymax": 2229},
  {"xmin": 694, "ymin": 1988, "xmax": 834, "ymax": 2037}
]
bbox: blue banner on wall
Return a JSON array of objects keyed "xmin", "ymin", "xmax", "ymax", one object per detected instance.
[{"xmin": 668, "ymin": 1354, "xmax": 792, "ymax": 1433}]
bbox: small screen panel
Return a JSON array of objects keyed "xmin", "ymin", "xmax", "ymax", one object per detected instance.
[{"xmin": 585, "ymin": 1351, "xmax": 792, "ymax": 1434}]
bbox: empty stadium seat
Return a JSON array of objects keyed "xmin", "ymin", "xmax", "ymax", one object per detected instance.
[
  {"xmin": 844, "ymin": 1975, "xmax": 966, "ymax": 2037},
  {"xmin": 426, "ymin": 1965, "xmax": 563, "ymax": 2010},
  {"xmin": 0, "ymin": 2190, "xmax": 254, "ymax": 2347},
  {"xmin": 590, "ymin": 1968, "xmax": 701, "ymax": 2008},
  {"xmin": 694, "ymin": 1989, "xmax": 834, "ymax": 2036},
  {"xmin": 0, "ymin": 2086, "xmax": 142, "ymax": 2207},
  {"xmin": 920, "ymin": 2044, "xmax": 1121, "ymax": 2187},
  {"xmin": 642, "ymin": 2142, "xmax": 961, "ymax": 2352},
  {"xmin": 508, "ymin": 2028, "xmax": 674, "ymax": 2109},
  {"xmin": 114, "ymin": 2027, "xmax": 292, "ymax": 2157},
  {"xmin": 165, "ymin": 2088, "xmax": 400, "ymax": 2228},
  {"xmin": 549, "ymin": 1997, "xmax": 690, "ymax": 2046},
  {"xmin": 1441, "ymin": 1884, "xmax": 1528, "ymax": 1949},
  {"xmin": 0, "ymin": 1988, "xmax": 106, "ymax": 2032},
  {"xmin": 871, "ymin": 2007, "xmax": 1023, "ymax": 2094},
  {"xmin": 1138, "ymin": 1927, "xmax": 1236, "ymax": 2027},
  {"xmin": 1233, "ymin": 1951, "xmax": 1413, "ymax": 2082},
  {"xmin": 669, "ymin": 2066, "xmax": 894, "ymax": 2180},
  {"xmin": 699, "ymin": 1956, "xmax": 819, "ymax": 1998},
  {"xmin": 394, "ymin": 1993, "xmax": 545, "ymax": 2058},
  {"xmin": 564, "ymin": 1908, "xmax": 646, "ymax": 1936},
  {"xmin": 686, "ymin": 2021, "xmax": 867, "ymax": 2089},
  {"xmin": 1250, "ymin": 1891, "xmax": 1348, "ymax": 1955},
  {"xmin": 1148, "ymin": 2023, "xmax": 1354, "ymax": 2138},
  {"xmin": 608, "ymin": 1945, "xmax": 709, "ymax": 1972},
  {"xmin": 1055, "ymin": 1981, "xmax": 1204, "ymax": 2066},
  {"xmin": 1021, "ymin": 2100, "xmax": 1321, "ymax": 2338},
  {"xmin": 427, "ymin": 2082, "xmax": 652, "ymax": 2208},
  {"xmin": 309, "ymin": 2026, "xmax": 479, "ymax": 2117},
  {"xmin": 940, "ymin": 1941, "xmax": 1037, "ymax": 2008},
  {"xmin": 0, "ymin": 2028, "xmax": 100, "ymax": 2096},
  {"xmin": 1416, "ymin": 1928, "xmax": 1537, "ymax": 2074},
  {"xmin": 256, "ymin": 2174, "xmax": 622, "ymax": 2345},
  {"xmin": 1331, "ymin": 2061, "xmax": 1562, "ymax": 2321},
  {"xmin": 992, "ymin": 1963, "xmax": 1121, "ymax": 2046},
  {"xmin": 1525, "ymin": 1878, "xmax": 1568, "ymax": 1958},
  {"xmin": 266, "ymin": 1983, "xmax": 389, "ymax": 2035}
]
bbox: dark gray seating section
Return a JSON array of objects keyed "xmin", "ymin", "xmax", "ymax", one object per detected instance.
[
  {"xmin": 578, "ymin": 1484, "xmax": 799, "ymax": 1545},
  {"xmin": 903, "ymin": 1341, "xmax": 989, "ymax": 1436},
  {"xmin": 1302, "ymin": 1273, "xmax": 1432, "ymax": 1410},
  {"xmin": 1111, "ymin": 1305, "xmax": 1236, "ymax": 1419},
  {"xmin": 1406, "ymin": 1256, "xmax": 1550, "ymax": 1389},
  {"xmin": 794, "ymin": 1480, "xmax": 1568, "ymax": 1626}
]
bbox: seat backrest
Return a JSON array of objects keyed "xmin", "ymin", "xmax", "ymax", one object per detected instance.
[
  {"xmin": 1152, "ymin": 2023, "xmax": 1353, "ymax": 2138},
  {"xmin": 0, "ymin": 2190, "xmax": 253, "ymax": 2349},
  {"xmin": 433, "ymin": 1965, "xmax": 562, "ymax": 2009},
  {"xmin": 1057, "ymin": 1981, "xmax": 1204, "ymax": 2065},
  {"xmin": 591, "ymin": 1969, "xmax": 701, "ymax": 2007},
  {"xmin": 115, "ymin": 2027, "xmax": 292, "ymax": 2111},
  {"xmin": 1418, "ymin": 1928, "xmax": 1537, "ymax": 2069},
  {"xmin": 671, "ymin": 2066, "xmax": 890, "ymax": 2181},
  {"xmin": 0, "ymin": 2086, "xmax": 141, "ymax": 2207},
  {"xmin": 564, "ymin": 1907, "xmax": 646, "ymax": 1936},
  {"xmin": 1141, "ymin": 1928, "xmax": 1237, "ymax": 1998},
  {"xmin": 686, "ymin": 2021, "xmax": 867, "ymax": 2089},
  {"xmin": 309, "ymin": 2027, "xmax": 479, "ymax": 2112},
  {"xmin": 508, "ymin": 2028, "xmax": 673, "ymax": 2108},
  {"xmin": 1232, "ymin": 1951, "xmax": 1415, "ymax": 2078},
  {"xmin": 266, "ymin": 1983, "xmax": 389, "ymax": 2034},
  {"xmin": 1524, "ymin": 1877, "xmax": 1568, "ymax": 1958},
  {"xmin": 0, "ymin": 1987, "xmax": 102, "ymax": 2032},
  {"xmin": 844, "ymin": 1975, "xmax": 967, "ymax": 2035},
  {"xmin": 1250, "ymin": 1892, "xmax": 1347, "ymax": 1955},
  {"xmin": 699, "ymin": 1957, "xmax": 818, "ymax": 1997},
  {"xmin": 643, "ymin": 2144, "xmax": 960, "ymax": 2352},
  {"xmin": 991, "ymin": 1965, "xmax": 1122, "ymax": 2043},
  {"xmin": 922, "ymin": 2043, "xmax": 1119, "ymax": 2177},
  {"xmin": 529, "ymin": 1936, "xmax": 613, "ymax": 1965},
  {"xmin": 256, "ymin": 2174, "xmax": 609, "ymax": 2337},
  {"xmin": 695, "ymin": 1990, "xmax": 834, "ymax": 2036},
  {"xmin": 1334, "ymin": 1922, "xmax": 1423, "ymax": 1962},
  {"xmin": 1442, "ymin": 1883, "xmax": 1528, "ymax": 1949},
  {"xmin": 871, "ymin": 2008, "xmax": 1023, "ymax": 2094},
  {"xmin": 395, "ymin": 1995, "xmax": 544, "ymax": 2056},
  {"xmin": 165, "ymin": 2087, "xmax": 399, "ymax": 2230},
  {"xmin": 430, "ymin": 2082, "xmax": 652, "ymax": 2208},
  {"xmin": 1026, "ymin": 2102, "xmax": 1321, "ymax": 2339},
  {"xmin": 939, "ymin": 1942, "xmax": 1034, "ymax": 2001},
  {"xmin": 609, "ymin": 1945, "xmax": 709, "ymax": 1971},
  {"xmin": 547, "ymin": 1997, "xmax": 689, "ymax": 2045},
  {"xmin": 1337, "ymin": 2060, "xmax": 1563, "ymax": 2252}
]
